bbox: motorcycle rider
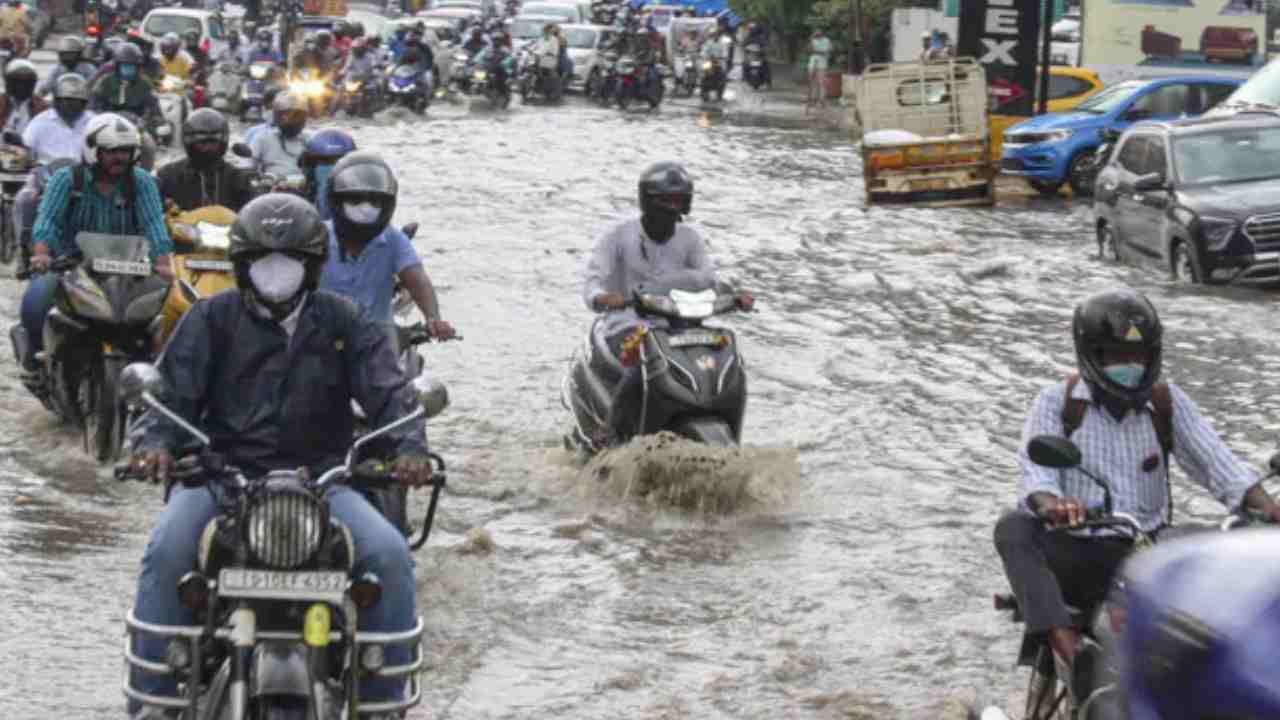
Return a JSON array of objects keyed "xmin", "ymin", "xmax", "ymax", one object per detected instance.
[
  {"xmin": 316, "ymin": 29, "xmax": 342, "ymax": 70},
  {"xmin": 341, "ymin": 36, "xmax": 379, "ymax": 84},
  {"xmin": 583, "ymin": 162, "xmax": 752, "ymax": 442},
  {"xmin": 292, "ymin": 36, "xmax": 328, "ymax": 75},
  {"xmin": 1116, "ymin": 529, "xmax": 1280, "ymax": 720},
  {"xmin": 211, "ymin": 28, "xmax": 244, "ymax": 66},
  {"xmin": 300, "ymin": 127, "xmax": 355, "ymax": 219},
  {"xmin": 157, "ymin": 32, "xmax": 194, "ymax": 81},
  {"xmin": 250, "ymin": 91, "xmax": 308, "ymax": 178},
  {"xmin": 744, "ymin": 20, "xmax": 770, "ymax": 87},
  {"xmin": 0, "ymin": 60, "xmax": 45, "ymax": 135},
  {"xmin": 124, "ymin": 193, "xmax": 433, "ymax": 717},
  {"xmin": 37, "ymin": 36, "xmax": 98, "ymax": 95},
  {"xmin": 461, "ymin": 25, "xmax": 488, "ymax": 57},
  {"xmin": 182, "ymin": 28, "xmax": 208, "ymax": 80},
  {"xmin": 320, "ymin": 151, "xmax": 453, "ymax": 338},
  {"xmin": 157, "ymin": 108, "xmax": 256, "ymax": 211},
  {"xmin": 91, "ymin": 43, "xmax": 159, "ymax": 119},
  {"xmin": 0, "ymin": 0, "xmax": 28, "ymax": 58},
  {"xmin": 20, "ymin": 113, "xmax": 173, "ymax": 373},
  {"xmin": 247, "ymin": 27, "xmax": 284, "ymax": 64},
  {"xmin": 396, "ymin": 29, "xmax": 435, "ymax": 92},
  {"xmin": 992, "ymin": 286, "xmax": 1280, "ymax": 704}
]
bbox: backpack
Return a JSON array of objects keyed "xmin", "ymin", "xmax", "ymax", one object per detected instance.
[{"xmin": 1062, "ymin": 373, "xmax": 1175, "ymax": 523}]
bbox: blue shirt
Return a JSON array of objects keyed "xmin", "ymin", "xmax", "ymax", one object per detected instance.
[
  {"xmin": 318, "ymin": 221, "xmax": 421, "ymax": 323},
  {"xmin": 33, "ymin": 166, "xmax": 173, "ymax": 260},
  {"xmin": 241, "ymin": 121, "xmax": 272, "ymax": 147}
]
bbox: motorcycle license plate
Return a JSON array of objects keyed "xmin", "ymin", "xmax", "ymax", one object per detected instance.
[
  {"xmin": 669, "ymin": 331, "xmax": 722, "ymax": 348},
  {"xmin": 184, "ymin": 259, "xmax": 233, "ymax": 272},
  {"xmin": 219, "ymin": 568, "xmax": 347, "ymax": 603},
  {"xmin": 91, "ymin": 258, "xmax": 151, "ymax": 276}
]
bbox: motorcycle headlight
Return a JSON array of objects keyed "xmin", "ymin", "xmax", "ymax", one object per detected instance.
[
  {"xmin": 1199, "ymin": 215, "xmax": 1238, "ymax": 251},
  {"xmin": 475, "ymin": 71, "xmax": 487, "ymax": 80},
  {"xmin": 245, "ymin": 483, "xmax": 328, "ymax": 569},
  {"xmin": 702, "ymin": 61, "xmax": 712, "ymax": 70},
  {"xmin": 346, "ymin": 81, "xmax": 361, "ymax": 91},
  {"xmin": 250, "ymin": 64, "xmax": 269, "ymax": 80}
]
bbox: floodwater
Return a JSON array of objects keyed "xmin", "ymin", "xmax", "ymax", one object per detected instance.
[{"xmin": 3, "ymin": 72, "xmax": 1280, "ymax": 720}]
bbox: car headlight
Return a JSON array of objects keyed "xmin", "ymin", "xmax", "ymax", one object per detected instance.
[
  {"xmin": 245, "ymin": 484, "xmax": 328, "ymax": 569},
  {"xmin": 1199, "ymin": 215, "xmax": 1238, "ymax": 250}
]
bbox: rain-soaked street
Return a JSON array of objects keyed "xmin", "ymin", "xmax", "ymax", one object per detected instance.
[{"xmin": 4, "ymin": 80, "xmax": 1280, "ymax": 719}]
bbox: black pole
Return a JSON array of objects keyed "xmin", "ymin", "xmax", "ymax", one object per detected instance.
[
  {"xmin": 848, "ymin": 0, "xmax": 856, "ymax": 71},
  {"xmin": 1037, "ymin": 0, "xmax": 1052, "ymax": 114}
]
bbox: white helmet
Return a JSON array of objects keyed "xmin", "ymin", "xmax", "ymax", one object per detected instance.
[{"xmin": 81, "ymin": 113, "xmax": 140, "ymax": 166}]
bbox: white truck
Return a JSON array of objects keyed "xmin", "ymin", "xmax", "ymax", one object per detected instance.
[{"xmin": 857, "ymin": 57, "xmax": 995, "ymax": 207}]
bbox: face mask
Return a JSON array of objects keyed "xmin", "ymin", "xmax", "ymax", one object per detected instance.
[
  {"xmin": 343, "ymin": 201, "xmax": 381, "ymax": 225},
  {"xmin": 119, "ymin": 64, "xmax": 138, "ymax": 80},
  {"xmin": 248, "ymin": 252, "xmax": 306, "ymax": 303},
  {"xmin": 1103, "ymin": 363, "xmax": 1145, "ymax": 389}
]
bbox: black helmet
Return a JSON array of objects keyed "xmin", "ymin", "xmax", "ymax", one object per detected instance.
[
  {"xmin": 315, "ymin": 30, "xmax": 333, "ymax": 48},
  {"xmin": 256, "ymin": 27, "xmax": 272, "ymax": 44},
  {"xmin": 327, "ymin": 151, "xmax": 398, "ymax": 245},
  {"xmin": 1073, "ymin": 287, "xmax": 1164, "ymax": 410},
  {"xmin": 350, "ymin": 21, "xmax": 365, "ymax": 38},
  {"xmin": 114, "ymin": 42, "xmax": 143, "ymax": 66},
  {"xmin": 182, "ymin": 108, "xmax": 229, "ymax": 166},
  {"xmin": 183, "ymin": 29, "xmax": 201, "ymax": 47},
  {"xmin": 637, "ymin": 161, "xmax": 693, "ymax": 217},
  {"xmin": 230, "ymin": 193, "xmax": 330, "ymax": 315},
  {"xmin": 333, "ymin": 19, "xmax": 350, "ymax": 37}
]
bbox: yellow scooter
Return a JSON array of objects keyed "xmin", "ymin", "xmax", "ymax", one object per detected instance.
[{"xmin": 159, "ymin": 205, "xmax": 238, "ymax": 343}]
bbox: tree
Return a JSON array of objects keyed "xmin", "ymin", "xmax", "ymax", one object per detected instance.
[{"xmin": 730, "ymin": 0, "xmax": 937, "ymax": 65}]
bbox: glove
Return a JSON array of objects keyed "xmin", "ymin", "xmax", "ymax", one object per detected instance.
[{"xmin": 391, "ymin": 454, "xmax": 435, "ymax": 488}]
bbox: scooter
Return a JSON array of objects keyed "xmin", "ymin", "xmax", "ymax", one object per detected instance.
[
  {"xmin": 158, "ymin": 205, "xmax": 237, "ymax": 344},
  {"xmin": 385, "ymin": 63, "xmax": 431, "ymax": 114},
  {"xmin": 240, "ymin": 60, "xmax": 281, "ymax": 122},
  {"xmin": 561, "ymin": 285, "xmax": 747, "ymax": 454},
  {"xmin": 155, "ymin": 74, "xmax": 193, "ymax": 147},
  {"xmin": 699, "ymin": 55, "xmax": 725, "ymax": 102},
  {"xmin": 206, "ymin": 62, "xmax": 243, "ymax": 115}
]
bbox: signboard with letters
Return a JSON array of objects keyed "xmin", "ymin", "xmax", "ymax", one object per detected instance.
[{"xmin": 957, "ymin": 0, "xmax": 1042, "ymax": 116}]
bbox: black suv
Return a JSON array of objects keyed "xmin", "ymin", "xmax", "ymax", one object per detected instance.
[{"xmin": 1093, "ymin": 112, "xmax": 1280, "ymax": 285}]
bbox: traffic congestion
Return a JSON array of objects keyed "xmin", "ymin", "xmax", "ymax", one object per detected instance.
[{"xmin": 2, "ymin": 0, "xmax": 1280, "ymax": 716}]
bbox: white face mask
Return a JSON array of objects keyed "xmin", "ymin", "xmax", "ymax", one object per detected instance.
[
  {"xmin": 343, "ymin": 201, "xmax": 381, "ymax": 225},
  {"xmin": 248, "ymin": 252, "xmax": 306, "ymax": 303}
]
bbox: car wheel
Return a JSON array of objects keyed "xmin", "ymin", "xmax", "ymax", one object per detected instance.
[
  {"xmin": 1171, "ymin": 241, "xmax": 1202, "ymax": 284},
  {"xmin": 1028, "ymin": 179, "xmax": 1065, "ymax": 196},
  {"xmin": 1068, "ymin": 150, "xmax": 1098, "ymax": 197},
  {"xmin": 1097, "ymin": 223, "xmax": 1120, "ymax": 262}
]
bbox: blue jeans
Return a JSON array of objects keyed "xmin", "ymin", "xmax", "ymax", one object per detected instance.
[
  {"xmin": 19, "ymin": 273, "xmax": 58, "ymax": 367},
  {"xmin": 129, "ymin": 484, "xmax": 417, "ymax": 711}
]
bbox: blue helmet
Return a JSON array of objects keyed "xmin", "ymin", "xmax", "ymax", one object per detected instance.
[
  {"xmin": 1121, "ymin": 529, "xmax": 1280, "ymax": 720},
  {"xmin": 302, "ymin": 128, "xmax": 356, "ymax": 167}
]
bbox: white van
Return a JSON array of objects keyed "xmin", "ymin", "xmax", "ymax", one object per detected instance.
[{"xmin": 141, "ymin": 9, "xmax": 229, "ymax": 59}]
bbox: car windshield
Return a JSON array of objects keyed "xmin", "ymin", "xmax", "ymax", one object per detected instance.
[
  {"xmin": 145, "ymin": 14, "xmax": 202, "ymax": 38},
  {"xmin": 522, "ymin": 4, "xmax": 575, "ymax": 21},
  {"xmin": 564, "ymin": 28, "xmax": 596, "ymax": 48},
  {"xmin": 207, "ymin": 16, "xmax": 223, "ymax": 39},
  {"xmin": 509, "ymin": 18, "xmax": 544, "ymax": 39},
  {"xmin": 1174, "ymin": 126, "xmax": 1280, "ymax": 184},
  {"xmin": 1075, "ymin": 81, "xmax": 1144, "ymax": 114}
]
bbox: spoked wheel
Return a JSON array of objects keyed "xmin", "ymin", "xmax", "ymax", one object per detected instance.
[{"xmin": 1024, "ymin": 647, "xmax": 1069, "ymax": 720}]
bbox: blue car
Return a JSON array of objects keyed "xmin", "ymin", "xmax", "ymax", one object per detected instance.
[{"xmin": 1000, "ymin": 75, "xmax": 1241, "ymax": 196}]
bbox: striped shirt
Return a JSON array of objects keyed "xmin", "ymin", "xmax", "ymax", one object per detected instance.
[
  {"xmin": 32, "ymin": 166, "xmax": 172, "ymax": 261},
  {"xmin": 1018, "ymin": 379, "xmax": 1256, "ymax": 532}
]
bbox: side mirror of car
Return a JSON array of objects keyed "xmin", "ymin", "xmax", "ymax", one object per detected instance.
[
  {"xmin": 1133, "ymin": 172, "xmax": 1166, "ymax": 192},
  {"xmin": 231, "ymin": 141, "xmax": 253, "ymax": 158},
  {"xmin": 1101, "ymin": 127, "xmax": 1123, "ymax": 143}
]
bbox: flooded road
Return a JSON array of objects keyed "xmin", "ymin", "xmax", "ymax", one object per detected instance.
[{"xmin": 4, "ymin": 89, "xmax": 1280, "ymax": 718}]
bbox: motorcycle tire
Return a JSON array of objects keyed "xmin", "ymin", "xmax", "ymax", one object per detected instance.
[
  {"xmin": 585, "ymin": 69, "xmax": 600, "ymax": 99},
  {"xmin": 257, "ymin": 696, "xmax": 308, "ymax": 720},
  {"xmin": 647, "ymin": 80, "xmax": 663, "ymax": 109},
  {"xmin": 0, "ymin": 198, "xmax": 15, "ymax": 265},
  {"xmin": 520, "ymin": 77, "xmax": 531, "ymax": 103},
  {"xmin": 748, "ymin": 75, "xmax": 762, "ymax": 91},
  {"xmin": 548, "ymin": 73, "xmax": 563, "ymax": 103},
  {"xmin": 701, "ymin": 85, "xmax": 711, "ymax": 103},
  {"xmin": 617, "ymin": 88, "xmax": 631, "ymax": 110},
  {"xmin": 87, "ymin": 356, "xmax": 123, "ymax": 463}
]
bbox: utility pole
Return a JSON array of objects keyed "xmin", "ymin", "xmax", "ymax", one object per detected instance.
[
  {"xmin": 849, "ymin": 0, "xmax": 865, "ymax": 72},
  {"xmin": 1038, "ymin": 0, "xmax": 1052, "ymax": 114}
]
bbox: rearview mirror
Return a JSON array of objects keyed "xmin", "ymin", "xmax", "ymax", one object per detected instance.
[
  {"xmin": 1027, "ymin": 435, "xmax": 1082, "ymax": 469},
  {"xmin": 231, "ymin": 142, "xmax": 253, "ymax": 158},
  {"xmin": 401, "ymin": 221, "xmax": 419, "ymax": 240},
  {"xmin": 119, "ymin": 362, "xmax": 165, "ymax": 406},
  {"xmin": 1133, "ymin": 172, "xmax": 1166, "ymax": 192},
  {"xmin": 416, "ymin": 377, "xmax": 449, "ymax": 419}
]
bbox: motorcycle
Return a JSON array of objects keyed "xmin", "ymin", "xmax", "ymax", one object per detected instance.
[
  {"xmin": 118, "ymin": 362, "xmax": 449, "ymax": 719},
  {"xmin": 206, "ymin": 62, "xmax": 244, "ymax": 116},
  {"xmin": 155, "ymin": 74, "xmax": 194, "ymax": 147},
  {"xmin": 518, "ymin": 47, "xmax": 563, "ymax": 104},
  {"xmin": 743, "ymin": 43, "xmax": 767, "ymax": 90},
  {"xmin": 588, "ymin": 52, "xmax": 618, "ymax": 106},
  {"xmin": 611, "ymin": 56, "xmax": 664, "ymax": 111},
  {"xmin": 240, "ymin": 61, "xmax": 281, "ymax": 122},
  {"xmin": 699, "ymin": 56, "xmax": 726, "ymax": 102},
  {"xmin": 0, "ymin": 139, "xmax": 33, "ymax": 266},
  {"xmin": 674, "ymin": 51, "xmax": 698, "ymax": 97},
  {"xmin": 385, "ymin": 64, "xmax": 430, "ymax": 114},
  {"xmin": 463, "ymin": 56, "xmax": 512, "ymax": 109},
  {"xmin": 989, "ymin": 435, "xmax": 1280, "ymax": 720},
  {"xmin": 159, "ymin": 205, "xmax": 237, "ymax": 344},
  {"xmin": 561, "ymin": 285, "xmax": 747, "ymax": 454},
  {"xmin": 1071, "ymin": 127, "xmax": 1123, "ymax": 199},
  {"xmin": 9, "ymin": 233, "xmax": 169, "ymax": 462},
  {"xmin": 341, "ymin": 70, "xmax": 384, "ymax": 118}
]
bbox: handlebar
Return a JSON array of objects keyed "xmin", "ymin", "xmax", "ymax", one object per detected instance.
[{"xmin": 16, "ymin": 255, "xmax": 80, "ymax": 281}]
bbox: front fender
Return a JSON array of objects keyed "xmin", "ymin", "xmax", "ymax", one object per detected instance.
[{"xmin": 252, "ymin": 641, "xmax": 311, "ymax": 698}]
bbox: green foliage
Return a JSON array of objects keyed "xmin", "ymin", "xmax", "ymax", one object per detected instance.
[{"xmin": 729, "ymin": 0, "xmax": 936, "ymax": 63}]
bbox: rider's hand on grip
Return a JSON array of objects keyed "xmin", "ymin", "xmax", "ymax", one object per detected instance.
[
  {"xmin": 391, "ymin": 454, "xmax": 435, "ymax": 488},
  {"xmin": 127, "ymin": 448, "xmax": 174, "ymax": 484},
  {"xmin": 1037, "ymin": 496, "xmax": 1086, "ymax": 528},
  {"xmin": 735, "ymin": 291, "xmax": 754, "ymax": 312}
]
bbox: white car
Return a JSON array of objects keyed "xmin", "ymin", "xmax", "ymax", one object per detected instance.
[
  {"xmin": 141, "ymin": 8, "xmax": 229, "ymax": 60},
  {"xmin": 560, "ymin": 23, "xmax": 612, "ymax": 89},
  {"xmin": 518, "ymin": 1, "xmax": 581, "ymax": 24}
]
